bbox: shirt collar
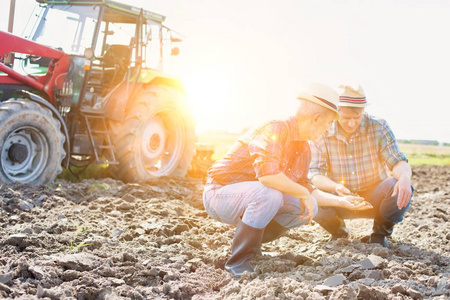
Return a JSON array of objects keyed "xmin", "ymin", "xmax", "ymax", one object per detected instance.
[
  {"xmin": 359, "ymin": 113, "xmax": 369, "ymax": 133},
  {"xmin": 288, "ymin": 116, "xmax": 301, "ymax": 141}
]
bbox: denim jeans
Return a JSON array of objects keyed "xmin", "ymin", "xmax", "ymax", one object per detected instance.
[
  {"xmin": 203, "ymin": 181, "xmax": 318, "ymax": 229},
  {"xmin": 314, "ymin": 177, "xmax": 414, "ymax": 225}
]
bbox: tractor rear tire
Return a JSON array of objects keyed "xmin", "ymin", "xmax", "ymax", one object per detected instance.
[
  {"xmin": 109, "ymin": 84, "xmax": 196, "ymax": 182},
  {"xmin": 0, "ymin": 99, "xmax": 66, "ymax": 185}
]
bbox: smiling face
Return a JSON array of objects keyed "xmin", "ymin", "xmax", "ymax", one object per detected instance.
[{"xmin": 337, "ymin": 107, "xmax": 364, "ymax": 136}]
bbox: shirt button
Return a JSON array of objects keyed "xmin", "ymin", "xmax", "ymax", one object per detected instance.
[
  {"xmin": 288, "ymin": 168, "xmax": 291, "ymax": 171},
  {"xmin": 296, "ymin": 152, "xmax": 299, "ymax": 155}
]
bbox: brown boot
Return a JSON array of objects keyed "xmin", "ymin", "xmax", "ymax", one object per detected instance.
[
  {"xmin": 262, "ymin": 219, "xmax": 289, "ymax": 243},
  {"xmin": 225, "ymin": 220, "xmax": 264, "ymax": 276},
  {"xmin": 318, "ymin": 217, "xmax": 349, "ymax": 240},
  {"xmin": 370, "ymin": 218, "xmax": 395, "ymax": 248},
  {"xmin": 314, "ymin": 207, "xmax": 349, "ymax": 240}
]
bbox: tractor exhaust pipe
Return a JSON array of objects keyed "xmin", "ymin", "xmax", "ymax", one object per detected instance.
[{"xmin": 8, "ymin": 0, "xmax": 16, "ymax": 33}]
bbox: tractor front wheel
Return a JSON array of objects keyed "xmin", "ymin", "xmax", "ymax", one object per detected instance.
[
  {"xmin": 0, "ymin": 99, "xmax": 66, "ymax": 185},
  {"xmin": 110, "ymin": 84, "xmax": 196, "ymax": 182}
]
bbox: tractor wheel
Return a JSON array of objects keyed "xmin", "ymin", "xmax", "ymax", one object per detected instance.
[
  {"xmin": 109, "ymin": 84, "xmax": 196, "ymax": 182},
  {"xmin": 0, "ymin": 99, "xmax": 66, "ymax": 185}
]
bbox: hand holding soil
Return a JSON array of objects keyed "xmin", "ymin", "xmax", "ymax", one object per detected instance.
[
  {"xmin": 335, "ymin": 183, "xmax": 352, "ymax": 196},
  {"xmin": 340, "ymin": 195, "xmax": 373, "ymax": 210}
]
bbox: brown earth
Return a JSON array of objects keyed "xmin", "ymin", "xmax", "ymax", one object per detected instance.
[{"xmin": 0, "ymin": 165, "xmax": 449, "ymax": 299}]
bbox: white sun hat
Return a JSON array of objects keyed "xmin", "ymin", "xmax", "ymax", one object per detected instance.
[{"xmin": 297, "ymin": 83, "xmax": 341, "ymax": 120}]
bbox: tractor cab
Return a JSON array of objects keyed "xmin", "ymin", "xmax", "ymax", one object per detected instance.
[{"xmin": 30, "ymin": 0, "xmax": 180, "ymax": 102}]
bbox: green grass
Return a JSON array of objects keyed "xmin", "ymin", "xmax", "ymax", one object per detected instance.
[
  {"xmin": 68, "ymin": 226, "xmax": 91, "ymax": 253},
  {"xmin": 57, "ymin": 164, "xmax": 111, "ymax": 182},
  {"xmin": 399, "ymin": 143, "xmax": 450, "ymax": 166},
  {"xmin": 88, "ymin": 182, "xmax": 110, "ymax": 192},
  {"xmin": 408, "ymin": 157, "xmax": 450, "ymax": 166}
]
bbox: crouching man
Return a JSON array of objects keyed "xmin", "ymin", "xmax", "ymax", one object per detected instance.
[
  {"xmin": 309, "ymin": 85, "xmax": 414, "ymax": 248},
  {"xmin": 203, "ymin": 83, "xmax": 368, "ymax": 276}
]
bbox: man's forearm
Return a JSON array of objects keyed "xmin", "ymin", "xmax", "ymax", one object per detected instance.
[
  {"xmin": 392, "ymin": 160, "xmax": 412, "ymax": 181},
  {"xmin": 258, "ymin": 173, "xmax": 310, "ymax": 200},
  {"xmin": 311, "ymin": 189, "xmax": 343, "ymax": 207},
  {"xmin": 310, "ymin": 174, "xmax": 339, "ymax": 193}
]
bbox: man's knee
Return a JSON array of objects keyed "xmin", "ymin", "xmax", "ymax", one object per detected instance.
[
  {"xmin": 380, "ymin": 177, "xmax": 414, "ymax": 203},
  {"xmin": 382, "ymin": 177, "xmax": 398, "ymax": 194},
  {"xmin": 257, "ymin": 185, "xmax": 284, "ymax": 211}
]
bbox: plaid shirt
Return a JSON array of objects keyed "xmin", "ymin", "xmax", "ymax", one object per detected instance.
[
  {"xmin": 207, "ymin": 117, "xmax": 314, "ymax": 192},
  {"xmin": 308, "ymin": 113, "xmax": 408, "ymax": 192}
]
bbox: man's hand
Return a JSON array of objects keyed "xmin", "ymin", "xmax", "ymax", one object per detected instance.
[
  {"xmin": 335, "ymin": 184, "xmax": 352, "ymax": 196},
  {"xmin": 392, "ymin": 175, "xmax": 412, "ymax": 209},
  {"xmin": 298, "ymin": 195, "xmax": 315, "ymax": 225},
  {"xmin": 339, "ymin": 195, "xmax": 373, "ymax": 210}
]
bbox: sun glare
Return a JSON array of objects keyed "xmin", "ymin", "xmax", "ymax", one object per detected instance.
[{"xmin": 181, "ymin": 70, "xmax": 230, "ymax": 133}]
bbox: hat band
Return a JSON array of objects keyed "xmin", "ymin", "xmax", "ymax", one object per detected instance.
[
  {"xmin": 339, "ymin": 96, "xmax": 367, "ymax": 104},
  {"xmin": 313, "ymin": 95, "xmax": 338, "ymax": 110}
]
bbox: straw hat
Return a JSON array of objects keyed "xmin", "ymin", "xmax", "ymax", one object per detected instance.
[
  {"xmin": 297, "ymin": 83, "xmax": 340, "ymax": 120},
  {"xmin": 338, "ymin": 85, "xmax": 368, "ymax": 107}
]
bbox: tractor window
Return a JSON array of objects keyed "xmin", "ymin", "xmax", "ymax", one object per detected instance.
[
  {"xmin": 145, "ymin": 25, "xmax": 176, "ymax": 72},
  {"xmin": 33, "ymin": 5, "xmax": 100, "ymax": 55},
  {"xmin": 145, "ymin": 24, "xmax": 163, "ymax": 70},
  {"xmin": 95, "ymin": 22, "xmax": 136, "ymax": 58}
]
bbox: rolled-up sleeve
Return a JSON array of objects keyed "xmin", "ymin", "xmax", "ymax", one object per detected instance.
[
  {"xmin": 378, "ymin": 120, "xmax": 408, "ymax": 170},
  {"xmin": 248, "ymin": 122, "xmax": 288, "ymax": 178},
  {"xmin": 308, "ymin": 138, "xmax": 328, "ymax": 180}
]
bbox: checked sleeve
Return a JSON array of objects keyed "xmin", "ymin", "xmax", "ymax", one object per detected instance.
[
  {"xmin": 248, "ymin": 121, "xmax": 288, "ymax": 178},
  {"xmin": 378, "ymin": 120, "xmax": 408, "ymax": 170},
  {"xmin": 308, "ymin": 138, "xmax": 329, "ymax": 180}
]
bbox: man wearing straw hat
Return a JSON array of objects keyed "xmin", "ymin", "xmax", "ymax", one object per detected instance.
[
  {"xmin": 203, "ymin": 83, "xmax": 370, "ymax": 276},
  {"xmin": 309, "ymin": 85, "xmax": 413, "ymax": 248}
]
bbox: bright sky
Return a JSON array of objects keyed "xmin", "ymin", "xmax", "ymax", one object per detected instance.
[{"xmin": 2, "ymin": 0, "xmax": 450, "ymax": 142}]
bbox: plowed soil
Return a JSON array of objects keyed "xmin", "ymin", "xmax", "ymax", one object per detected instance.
[{"xmin": 0, "ymin": 165, "xmax": 449, "ymax": 299}]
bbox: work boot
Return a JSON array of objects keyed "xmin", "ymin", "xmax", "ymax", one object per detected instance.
[
  {"xmin": 318, "ymin": 217, "xmax": 349, "ymax": 241},
  {"xmin": 225, "ymin": 220, "xmax": 264, "ymax": 276},
  {"xmin": 370, "ymin": 218, "xmax": 395, "ymax": 248},
  {"xmin": 262, "ymin": 219, "xmax": 289, "ymax": 243}
]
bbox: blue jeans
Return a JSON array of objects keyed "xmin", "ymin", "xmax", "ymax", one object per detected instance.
[
  {"xmin": 203, "ymin": 181, "xmax": 318, "ymax": 229},
  {"xmin": 314, "ymin": 177, "xmax": 413, "ymax": 225}
]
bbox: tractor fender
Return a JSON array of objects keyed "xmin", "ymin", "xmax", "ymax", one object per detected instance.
[
  {"xmin": 137, "ymin": 69, "xmax": 184, "ymax": 91},
  {"xmin": 104, "ymin": 69, "xmax": 184, "ymax": 122},
  {"xmin": 20, "ymin": 91, "xmax": 70, "ymax": 168}
]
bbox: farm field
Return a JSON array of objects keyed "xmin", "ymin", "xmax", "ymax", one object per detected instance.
[
  {"xmin": 0, "ymin": 165, "xmax": 448, "ymax": 299},
  {"xmin": 0, "ymin": 151, "xmax": 449, "ymax": 298}
]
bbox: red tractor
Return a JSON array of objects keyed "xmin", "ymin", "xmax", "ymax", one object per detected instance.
[{"xmin": 0, "ymin": 0, "xmax": 196, "ymax": 184}]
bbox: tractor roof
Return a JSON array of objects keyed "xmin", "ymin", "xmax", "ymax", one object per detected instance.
[{"xmin": 36, "ymin": 0, "xmax": 166, "ymax": 24}]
